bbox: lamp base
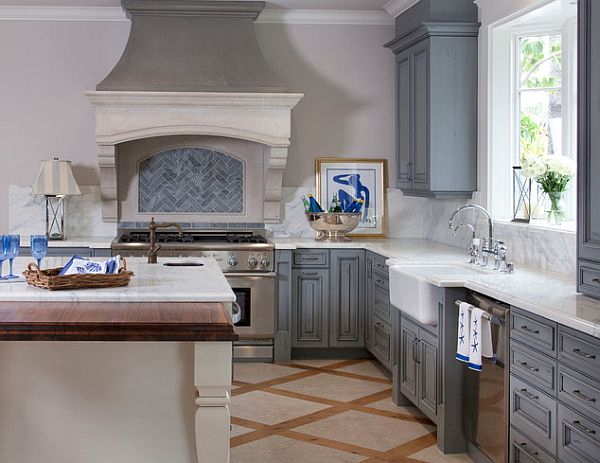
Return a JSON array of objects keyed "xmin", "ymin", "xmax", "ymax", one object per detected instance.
[{"xmin": 46, "ymin": 196, "xmax": 66, "ymax": 241}]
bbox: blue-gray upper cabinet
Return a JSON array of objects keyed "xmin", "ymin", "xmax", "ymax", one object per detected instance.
[
  {"xmin": 292, "ymin": 268, "xmax": 329, "ymax": 348},
  {"xmin": 330, "ymin": 250, "xmax": 365, "ymax": 348},
  {"xmin": 578, "ymin": 0, "xmax": 600, "ymax": 299},
  {"xmin": 385, "ymin": 6, "xmax": 479, "ymax": 198}
]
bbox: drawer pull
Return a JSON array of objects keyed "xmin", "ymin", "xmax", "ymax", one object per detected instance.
[
  {"xmin": 518, "ymin": 442, "xmax": 539, "ymax": 457},
  {"xmin": 301, "ymin": 256, "xmax": 320, "ymax": 261},
  {"xmin": 520, "ymin": 325, "xmax": 540, "ymax": 335},
  {"xmin": 302, "ymin": 271, "xmax": 319, "ymax": 276},
  {"xmin": 573, "ymin": 348, "xmax": 597, "ymax": 360},
  {"xmin": 375, "ymin": 321, "xmax": 385, "ymax": 329},
  {"xmin": 572, "ymin": 389, "xmax": 597, "ymax": 403},
  {"xmin": 520, "ymin": 362, "xmax": 540, "ymax": 372},
  {"xmin": 592, "ymin": 278, "xmax": 600, "ymax": 284},
  {"xmin": 520, "ymin": 388, "xmax": 539, "ymax": 400},
  {"xmin": 572, "ymin": 420, "xmax": 597, "ymax": 435},
  {"xmin": 376, "ymin": 279, "xmax": 385, "ymax": 285}
]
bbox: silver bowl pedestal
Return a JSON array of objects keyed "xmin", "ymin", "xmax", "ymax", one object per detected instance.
[{"xmin": 305, "ymin": 212, "xmax": 362, "ymax": 241}]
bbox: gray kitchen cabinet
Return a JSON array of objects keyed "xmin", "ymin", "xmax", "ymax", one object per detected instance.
[
  {"xmin": 292, "ymin": 268, "xmax": 329, "ymax": 348},
  {"xmin": 385, "ymin": 2, "xmax": 478, "ymax": 198},
  {"xmin": 400, "ymin": 314, "xmax": 439, "ymax": 423},
  {"xmin": 330, "ymin": 250, "xmax": 365, "ymax": 348},
  {"xmin": 365, "ymin": 251, "xmax": 392, "ymax": 370},
  {"xmin": 275, "ymin": 250, "xmax": 293, "ymax": 362},
  {"xmin": 291, "ymin": 249, "xmax": 366, "ymax": 356},
  {"xmin": 508, "ymin": 306, "xmax": 600, "ymax": 462},
  {"xmin": 578, "ymin": 0, "xmax": 600, "ymax": 298}
]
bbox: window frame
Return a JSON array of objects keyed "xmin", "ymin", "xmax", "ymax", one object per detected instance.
[{"xmin": 490, "ymin": 18, "xmax": 577, "ymax": 227}]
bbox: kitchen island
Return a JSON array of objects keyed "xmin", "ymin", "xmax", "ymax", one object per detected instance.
[{"xmin": 0, "ymin": 257, "xmax": 237, "ymax": 463}]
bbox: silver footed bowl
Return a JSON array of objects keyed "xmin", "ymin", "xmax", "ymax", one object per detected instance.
[{"xmin": 305, "ymin": 212, "xmax": 362, "ymax": 241}]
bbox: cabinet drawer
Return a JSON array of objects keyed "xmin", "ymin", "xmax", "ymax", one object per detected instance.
[
  {"xmin": 578, "ymin": 261, "xmax": 600, "ymax": 298},
  {"xmin": 371, "ymin": 314, "xmax": 392, "ymax": 371},
  {"xmin": 558, "ymin": 366, "xmax": 600, "ymax": 422},
  {"xmin": 558, "ymin": 327, "xmax": 600, "ymax": 382},
  {"xmin": 293, "ymin": 250, "xmax": 329, "ymax": 267},
  {"xmin": 558, "ymin": 403, "xmax": 600, "ymax": 463},
  {"xmin": 510, "ymin": 375, "xmax": 558, "ymax": 455},
  {"xmin": 372, "ymin": 274, "xmax": 391, "ymax": 324},
  {"xmin": 511, "ymin": 341, "xmax": 557, "ymax": 395},
  {"xmin": 372, "ymin": 254, "xmax": 388, "ymax": 274},
  {"xmin": 511, "ymin": 309, "xmax": 557, "ymax": 357},
  {"xmin": 510, "ymin": 427, "xmax": 557, "ymax": 463}
]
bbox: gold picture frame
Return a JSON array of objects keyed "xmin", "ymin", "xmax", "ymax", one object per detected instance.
[{"xmin": 315, "ymin": 157, "xmax": 387, "ymax": 238}]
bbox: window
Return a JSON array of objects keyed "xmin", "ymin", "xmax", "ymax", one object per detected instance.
[{"xmin": 488, "ymin": 1, "xmax": 577, "ymax": 230}]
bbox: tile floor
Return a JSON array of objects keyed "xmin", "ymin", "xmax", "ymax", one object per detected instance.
[{"xmin": 231, "ymin": 358, "xmax": 474, "ymax": 463}]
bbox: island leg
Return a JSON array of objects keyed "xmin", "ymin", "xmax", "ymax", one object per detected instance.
[{"xmin": 194, "ymin": 341, "xmax": 232, "ymax": 463}]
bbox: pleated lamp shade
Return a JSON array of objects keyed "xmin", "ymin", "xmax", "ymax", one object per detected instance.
[{"xmin": 31, "ymin": 158, "xmax": 81, "ymax": 196}]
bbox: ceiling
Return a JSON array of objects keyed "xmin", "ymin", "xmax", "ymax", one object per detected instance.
[{"xmin": 0, "ymin": 0, "xmax": 390, "ymax": 9}]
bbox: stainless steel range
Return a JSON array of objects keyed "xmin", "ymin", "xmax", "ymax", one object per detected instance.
[{"xmin": 112, "ymin": 228, "xmax": 275, "ymax": 361}]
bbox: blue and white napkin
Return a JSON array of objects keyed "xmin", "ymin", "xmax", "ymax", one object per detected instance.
[
  {"xmin": 467, "ymin": 307, "xmax": 495, "ymax": 372},
  {"xmin": 456, "ymin": 302, "xmax": 471, "ymax": 363},
  {"xmin": 59, "ymin": 255, "xmax": 121, "ymax": 276}
]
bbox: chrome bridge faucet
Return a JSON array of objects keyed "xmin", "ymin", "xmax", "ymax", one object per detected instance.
[
  {"xmin": 448, "ymin": 204, "xmax": 514, "ymax": 273},
  {"xmin": 147, "ymin": 217, "xmax": 184, "ymax": 264}
]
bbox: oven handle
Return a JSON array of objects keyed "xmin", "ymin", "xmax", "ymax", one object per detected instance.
[
  {"xmin": 226, "ymin": 272, "xmax": 277, "ymax": 279},
  {"xmin": 231, "ymin": 302, "xmax": 242, "ymax": 324}
]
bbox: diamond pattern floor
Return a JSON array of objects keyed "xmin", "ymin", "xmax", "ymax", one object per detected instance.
[{"xmin": 231, "ymin": 359, "xmax": 474, "ymax": 463}]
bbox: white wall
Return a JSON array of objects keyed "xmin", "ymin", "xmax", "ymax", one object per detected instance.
[{"xmin": 0, "ymin": 18, "xmax": 396, "ymax": 232}]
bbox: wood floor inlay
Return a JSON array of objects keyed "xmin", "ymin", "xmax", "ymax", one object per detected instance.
[{"xmin": 231, "ymin": 359, "xmax": 473, "ymax": 463}]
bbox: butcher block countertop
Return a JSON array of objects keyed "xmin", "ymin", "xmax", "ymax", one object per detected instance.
[{"xmin": 0, "ymin": 301, "xmax": 238, "ymax": 342}]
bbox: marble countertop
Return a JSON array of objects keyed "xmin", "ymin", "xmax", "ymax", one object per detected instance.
[
  {"xmin": 0, "ymin": 257, "xmax": 235, "ymax": 303},
  {"xmin": 272, "ymin": 237, "xmax": 600, "ymax": 338},
  {"xmin": 19, "ymin": 236, "xmax": 115, "ymax": 249}
]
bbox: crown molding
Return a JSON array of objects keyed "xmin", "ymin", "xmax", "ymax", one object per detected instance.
[
  {"xmin": 0, "ymin": 6, "xmax": 127, "ymax": 21},
  {"xmin": 0, "ymin": 6, "xmax": 394, "ymax": 25},
  {"xmin": 256, "ymin": 9, "xmax": 394, "ymax": 25},
  {"xmin": 383, "ymin": 0, "xmax": 420, "ymax": 18}
]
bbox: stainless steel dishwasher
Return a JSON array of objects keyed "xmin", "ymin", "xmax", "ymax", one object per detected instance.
[{"xmin": 459, "ymin": 292, "xmax": 510, "ymax": 463}]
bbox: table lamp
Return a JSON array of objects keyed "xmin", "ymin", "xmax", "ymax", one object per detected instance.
[{"xmin": 31, "ymin": 157, "xmax": 81, "ymax": 241}]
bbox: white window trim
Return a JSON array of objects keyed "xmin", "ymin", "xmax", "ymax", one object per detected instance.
[{"xmin": 488, "ymin": 13, "xmax": 577, "ymax": 230}]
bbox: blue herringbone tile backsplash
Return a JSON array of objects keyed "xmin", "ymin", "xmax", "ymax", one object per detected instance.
[{"xmin": 139, "ymin": 147, "xmax": 244, "ymax": 213}]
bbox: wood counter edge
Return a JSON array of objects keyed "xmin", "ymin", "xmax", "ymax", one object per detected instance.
[{"xmin": 0, "ymin": 301, "xmax": 239, "ymax": 342}]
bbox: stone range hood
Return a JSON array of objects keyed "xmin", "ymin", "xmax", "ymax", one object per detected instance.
[{"xmin": 86, "ymin": 0, "xmax": 303, "ymax": 225}]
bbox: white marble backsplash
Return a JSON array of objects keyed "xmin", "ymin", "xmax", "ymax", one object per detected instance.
[
  {"xmin": 269, "ymin": 187, "xmax": 576, "ymax": 276},
  {"xmin": 9, "ymin": 185, "xmax": 116, "ymax": 238}
]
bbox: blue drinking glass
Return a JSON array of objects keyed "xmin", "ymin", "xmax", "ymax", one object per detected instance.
[
  {"xmin": 5, "ymin": 234, "xmax": 20, "ymax": 279},
  {"xmin": 0, "ymin": 235, "xmax": 7, "ymax": 280},
  {"xmin": 30, "ymin": 235, "xmax": 48, "ymax": 268}
]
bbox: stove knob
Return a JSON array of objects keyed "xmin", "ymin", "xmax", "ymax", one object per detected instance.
[
  {"xmin": 260, "ymin": 257, "xmax": 271, "ymax": 268},
  {"xmin": 248, "ymin": 257, "xmax": 258, "ymax": 268},
  {"xmin": 228, "ymin": 256, "xmax": 238, "ymax": 267}
]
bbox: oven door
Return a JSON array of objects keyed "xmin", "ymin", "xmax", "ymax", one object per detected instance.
[{"xmin": 226, "ymin": 272, "xmax": 275, "ymax": 339}]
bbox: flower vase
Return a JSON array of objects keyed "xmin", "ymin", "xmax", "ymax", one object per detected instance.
[{"xmin": 546, "ymin": 191, "xmax": 566, "ymax": 225}]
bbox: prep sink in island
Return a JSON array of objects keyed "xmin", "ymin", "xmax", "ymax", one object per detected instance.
[{"xmin": 0, "ymin": 257, "xmax": 237, "ymax": 463}]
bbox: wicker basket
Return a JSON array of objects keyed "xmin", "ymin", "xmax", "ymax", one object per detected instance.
[{"xmin": 23, "ymin": 258, "xmax": 134, "ymax": 291}]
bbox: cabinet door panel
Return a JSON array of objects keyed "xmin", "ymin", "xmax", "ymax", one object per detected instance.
[
  {"xmin": 579, "ymin": 0, "xmax": 600, "ymax": 266},
  {"xmin": 411, "ymin": 40, "xmax": 430, "ymax": 190},
  {"xmin": 396, "ymin": 48, "xmax": 412, "ymax": 188},
  {"xmin": 400, "ymin": 317, "xmax": 419, "ymax": 404},
  {"xmin": 330, "ymin": 251, "xmax": 365, "ymax": 347},
  {"xmin": 292, "ymin": 269, "xmax": 329, "ymax": 348},
  {"xmin": 419, "ymin": 330, "xmax": 438, "ymax": 419},
  {"xmin": 372, "ymin": 314, "xmax": 392, "ymax": 371}
]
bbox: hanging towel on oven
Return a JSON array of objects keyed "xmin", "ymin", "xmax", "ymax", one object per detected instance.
[
  {"xmin": 467, "ymin": 307, "xmax": 495, "ymax": 371},
  {"xmin": 456, "ymin": 302, "xmax": 471, "ymax": 363}
]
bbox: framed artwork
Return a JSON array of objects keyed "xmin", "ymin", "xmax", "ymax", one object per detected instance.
[{"xmin": 316, "ymin": 158, "xmax": 387, "ymax": 238}]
